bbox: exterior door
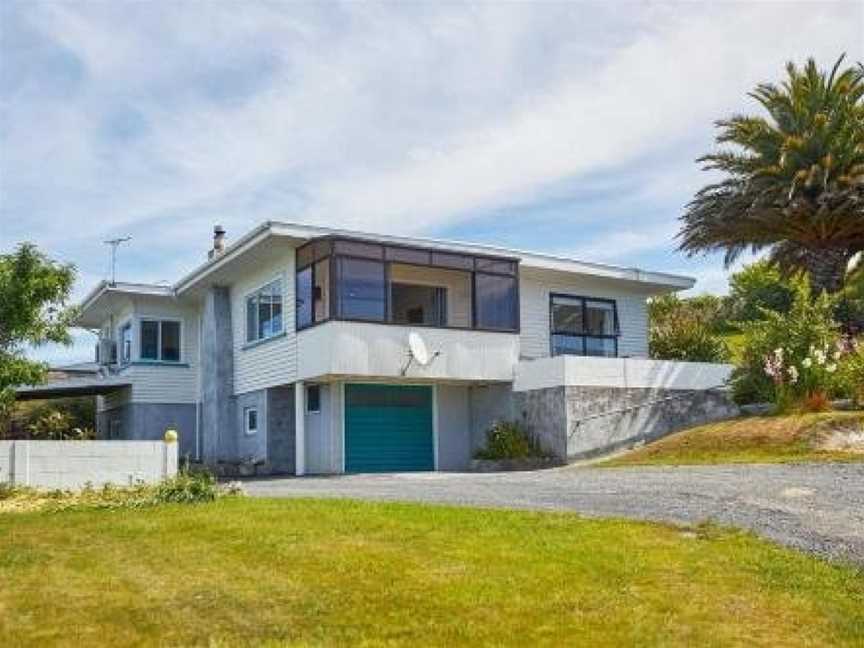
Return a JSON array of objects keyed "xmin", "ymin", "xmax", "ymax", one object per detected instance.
[{"xmin": 344, "ymin": 384, "xmax": 434, "ymax": 472}]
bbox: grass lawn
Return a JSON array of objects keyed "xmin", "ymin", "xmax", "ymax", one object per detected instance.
[
  {"xmin": 602, "ymin": 412, "xmax": 864, "ymax": 467},
  {"xmin": 1, "ymin": 499, "xmax": 863, "ymax": 647}
]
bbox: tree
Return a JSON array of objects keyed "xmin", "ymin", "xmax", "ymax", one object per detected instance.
[
  {"xmin": 0, "ymin": 244, "xmax": 77, "ymax": 414},
  {"xmin": 678, "ymin": 55, "xmax": 864, "ymax": 295},
  {"xmin": 726, "ymin": 260, "xmax": 797, "ymax": 322}
]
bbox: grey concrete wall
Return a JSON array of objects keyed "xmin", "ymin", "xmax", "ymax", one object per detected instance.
[
  {"xmin": 468, "ymin": 383, "xmax": 516, "ymax": 453},
  {"xmin": 267, "ymin": 385, "xmax": 296, "ymax": 474},
  {"xmin": 97, "ymin": 403, "xmax": 196, "ymax": 459},
  {"xmin": 0, "ymin": 440, "xmax": 177, "ymax": 489},
  {"xmin": 235, "ymin": 390, "xmax": 267, "ymax": 463},
  {"xmin": 564, "ymin": 386, "xmax": 739, "ymax": 459},
  {"xmin": 437, "ymin": 384, "xmax": 471, "ymax": 470},
  {"xmin": 513, "ymin": 387, "xmax": 567, "ymax": 458},
  {"xmin": 200, "ymin": 286, "xmax": 235, "ymax": 462}
]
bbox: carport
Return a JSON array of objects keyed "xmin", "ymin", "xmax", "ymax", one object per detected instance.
[{"xmin": 14, "ymin": 376, "xmax": 131, "ymax": 401}]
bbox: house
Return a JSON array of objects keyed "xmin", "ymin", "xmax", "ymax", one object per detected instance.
[{"xmin": 18, "ymin": 221, "xmax": 736, "ymax": 474}]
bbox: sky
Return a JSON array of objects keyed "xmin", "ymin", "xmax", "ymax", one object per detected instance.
[{"xmin": 2, "ymin": 1, "xmax": 862, "ymax": 365}]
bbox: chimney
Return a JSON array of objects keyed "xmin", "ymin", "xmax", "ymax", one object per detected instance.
[{"xmin": 209, "ymin": 225, "xmax": 226, "ymax": 259}]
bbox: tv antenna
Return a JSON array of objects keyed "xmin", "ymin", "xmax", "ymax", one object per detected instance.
[{"xmin": 104, "ymin": 236, "xmax": 132, "ymax": 285}]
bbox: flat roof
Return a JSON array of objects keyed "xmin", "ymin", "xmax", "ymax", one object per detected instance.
[{"xmin": 15, "ymin": 376, "xmax": 131, "ymax": 400}]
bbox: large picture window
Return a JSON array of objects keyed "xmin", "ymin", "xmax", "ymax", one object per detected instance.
[
  {"xmin": 140, "ymin": 319, "xmax": 181, "ymax": 362},
  {"xmin": 336, "ymin": 257, "xmax": 386, "ymax": 321},
  {"xmin": 550, "ymin": 295, "xmax": 618, "ymax": 357},
  {"xmin": 246, "ymin": 279, "xmax": 283, "ymax": 343},
  {"xmin": 294, "ymin": 236, "xmax": 520, "ymax": 333}
]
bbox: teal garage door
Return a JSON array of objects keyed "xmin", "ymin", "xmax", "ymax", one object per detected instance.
[{"xmin": 345, "ymin": 384, "xmax": 434, "ymax": 472}]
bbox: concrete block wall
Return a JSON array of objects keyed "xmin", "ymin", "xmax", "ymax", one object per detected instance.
[
  {"xmin": 0, "ymin": 440, "xmax": 178, "ymax": 489},
  {"xmin": 97, "ymin": 403, "xmax": 197, "ymax": 459}
]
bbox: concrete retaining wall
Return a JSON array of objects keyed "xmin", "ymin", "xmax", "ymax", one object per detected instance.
[{"xmin": 0, "ymin": 440, "xmax": 178, "ymax": 489}]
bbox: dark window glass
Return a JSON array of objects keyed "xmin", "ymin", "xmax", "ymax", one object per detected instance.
[
  {"xmin": 585, "ymin": 300, "xmax": 616, "ymax": 335},
  {"xmin": 385, "ymin": 246, "xmax": 430, "ymax": 265},
  {"xmin": 161, "ymin": 321, "xmax": 181, "ymax": 362},
  {"xmin": 475, "ymin": 258, "xmax": 516, "ymax": 275},
  {"xmin": 391, "ymin": 283, "xmax": 446, "ymax": 326},
  {"xmin": 140, "ymin": 321, "xmax": 159, "ymax": 360},
  {"xmin": 431, "ymin": 252, "xmax": 474, "ymax": 270},
  {"xmin": 551, "ymin": 296, "xmax": 584, "ymax": 334},
  {"xmin": 585, "ymin": 336, "xmax": 617, "ymax": 357},
  {"xmin": 337, "ymin": 258, "xmax": 386, "ymax": 321},
  {"xmin": 334, "ymin": 240, "xmax": 383, "ymax": 259},
  {"xmin": 475, "ymin": 273, "xmax": 517, "ymax": 331},
  {"xmin": 246, "ymin": 297, "xmax": 257, "ymax": 342},
  {"xmin": 306, "ymin": 384, "xmax": 321, "ymax": 413},
  {"xmin": 245, "ymin": 408, "xmax": 258, "ymax": 433},
  {"xmin": 551, "ymin": 334, "xmax": 585, "ymax": 356},
  {"xmin": 296, "ymin": 267, "xmax": 313, "ymax": 329}
]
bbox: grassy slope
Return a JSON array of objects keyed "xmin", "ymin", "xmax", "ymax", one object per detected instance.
[
  {"xmin": 603, "ymin": 412, "xmax": 864, "ymax": 467},
  {"xmin": 1, "ymin": 499, "xmax": 863, "ymax": 647}
]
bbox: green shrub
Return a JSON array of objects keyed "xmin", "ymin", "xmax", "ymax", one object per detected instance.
[
  {"xmin": 836, "ymin": 338, "xmax": 864, "ymax": 405},
  {"xmin": 153, "ymin": 470, "xmax": 220, "ymax": 504},
  {"xmin": 733, "ymin": 282, "xmax": 844, "ymax": 409},
  {"xmin": 474, "ymin": 421, "xmax": 545, "ymax": 460},
  {"xmin": 649, "ymin": 294, "xmax": 730, "ymax": 362}
]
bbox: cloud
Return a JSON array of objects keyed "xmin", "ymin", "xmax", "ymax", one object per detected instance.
[{"xmin": 2, "ymin": 1, "xmax": 861, "ymax": 363}]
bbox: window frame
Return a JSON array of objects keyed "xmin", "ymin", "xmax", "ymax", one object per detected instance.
[
  {"xmin": 548, "ymin": 293, "xmax": 620, "ymax": 358},
  {"xmin": 244, "ymin": 276, "xmax": 285, "ymax": 344},
  {"xmin": 244, "ymin": 407, "xmax": 258, "ymax": 435},
  {"xmin": 119, "ymin": 321, "xmax": 133, "ymax": 365},
  {"xmin": 138, "ymin": 317, "xmax": 183, "ymax": 363},
  {"xmin": 294, "ymin": 236, "xmax": 520, "ymax": 334},
  {"xmin": 306, "ymin": 384, "xmax": 321, "ymax": 414}
]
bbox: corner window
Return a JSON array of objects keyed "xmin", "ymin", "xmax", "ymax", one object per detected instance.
[
  {"xmin": 246, "ymin": 279, "xmax": 284, "ymax": 343},
  {"xmin": 336, "ymin": 257, "xmax": 386, "ymax": 321},
  {"xmin": 306, "ymin": 384, "xmax": 321, "ymax": 413},
  {"xmin": 550, "ymin": 295, "xmax": 618, "ymax": 357},
  {"xmin": 140, "ymin": 319, "xmax": 182, "ymax": 362},
  {"xmin": 120, "ymin": 323, "xmax": 132, "ymax": 364},
  {"xmin": 244, "ymin": 407, "xmax": 258, "ymax": 435}
]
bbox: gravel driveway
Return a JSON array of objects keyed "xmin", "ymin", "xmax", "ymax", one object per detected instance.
[{"xmin": 244, "ymin": 463, "xmax": 864, "ymax": 565}]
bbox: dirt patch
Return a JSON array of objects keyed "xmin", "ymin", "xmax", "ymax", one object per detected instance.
[{"xmin": 816, "ymin": 424, "xmax": 864, "ymax": 454}]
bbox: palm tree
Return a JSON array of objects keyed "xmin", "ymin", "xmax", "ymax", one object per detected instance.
[{"xmin": 678, "ymin": 55, "xmax": 864, "ymax": 294}]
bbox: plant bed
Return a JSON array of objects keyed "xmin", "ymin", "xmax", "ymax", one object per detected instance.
[{"xmin": 469, "ymin": 457, "xmax": 563, "ymax": 472}]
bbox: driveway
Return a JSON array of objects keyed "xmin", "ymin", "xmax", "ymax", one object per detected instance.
[{"xmin": 244, "ymin": 462, "xmax": 864, "ymax": 565}]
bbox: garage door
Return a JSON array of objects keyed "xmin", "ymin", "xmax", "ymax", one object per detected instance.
[{"xmin": 345, "ymin": 384, "xmax": 434, "ymax": 472}]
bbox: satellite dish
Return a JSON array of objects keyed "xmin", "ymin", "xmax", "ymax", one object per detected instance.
[{"xmin": 408, "ymin": 332, "xmax": 430, "ymax": 366}]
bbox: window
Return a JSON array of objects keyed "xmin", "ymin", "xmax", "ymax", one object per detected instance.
[
  {"xmin": 294, "ymin": 236, "xmax": 520, "ymax": 333},
  {"xmin": 391, "ymin": 283, "xmax": 447, "ymax": 326},
  {"xmin": 246, "ymin": 279, "xmax": 283, "ymax": 343},
  {"xmin": 120, "ymin": 323, "xmax": 132, "ymax": 364},
  {"xmin": 550, "ymin": 295, "xmax": 618, "ymax": 357},
  {"xmin": 140, "ymin": 319, "xmax": 182, "ymax": 362},
  {"xmin": 244, "ymin": 407, "xmax": 258, "ymax": 435},
  {"xmin": 306, "ymin": 384, "xmax": 321, "ymax": 413},
  {"xmin": 336, "ymin": 257, "xmax": 386, "ymax": 321},
  {"xmin": 474, "ymin": 273, "xmax": 518, "ymax": 331}
]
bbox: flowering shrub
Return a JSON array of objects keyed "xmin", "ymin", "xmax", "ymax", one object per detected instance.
[
  {"xmin": 837, "ymin": 337, "xmax": 864, "ymax": 406},
  {"xmin": 732, "ymin": 282, "xmax": 843, "ymax": 409}
]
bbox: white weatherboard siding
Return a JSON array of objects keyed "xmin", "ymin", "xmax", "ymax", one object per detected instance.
[
  {"xmin": 297, "ymin": 321, "xmax": 519, "ymax": 382},
  {"xmin": 231, "ymin": 247, "xmax": 298, "ymax": 395},
  {"xmin": 519, "ymin": 268, "xmax": 651, "ymax": 360},
  {"xmin": 514, "ymin": 356, "xmax": 735, "ymax": 392}
]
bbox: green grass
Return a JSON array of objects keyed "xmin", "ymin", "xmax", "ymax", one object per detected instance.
[
  {"xmin": 1, "ymin": 499, "xmax": 863, "ymax": 646},
  {"xmin": 602, "ymin": 412, "xmax": 864, "ymax": 467}
]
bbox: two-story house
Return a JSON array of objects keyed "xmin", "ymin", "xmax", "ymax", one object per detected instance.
[{"xmin": 19, "ymin": 221, "xmax": 736, "ymax": 474}]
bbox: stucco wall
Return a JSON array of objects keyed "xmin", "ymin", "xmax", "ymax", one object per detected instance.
[
  {"xmin": 96, "ymin": 403, "xmax": 197, "ymax": 459},
  {"xmin": 235, "ymin": 390, "xmax": 267, "ymax": 463},
  {"xmin": 468, "ymin": 383, "xmax": 516, "ymax": 453},
  {"xmin": 437, "ymin": 384, "xmax": 471, "ymax": 470},
  {"xmin": 0, "ymin": 440, "xmax": 177, "ymax": 489},
  {"xmin": 267, "ymin": 385, "xmax": 296, "ymax": 474}
]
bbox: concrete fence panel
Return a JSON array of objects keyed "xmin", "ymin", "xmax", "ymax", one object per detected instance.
[{"xmin": 0, "ymin": 440, "xmax": 178, "ymax": 490}]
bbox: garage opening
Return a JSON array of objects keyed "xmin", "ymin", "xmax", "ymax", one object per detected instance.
[{"xmin": 344, "ymin": 384, "xmax": 434, "ymax": 472}]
